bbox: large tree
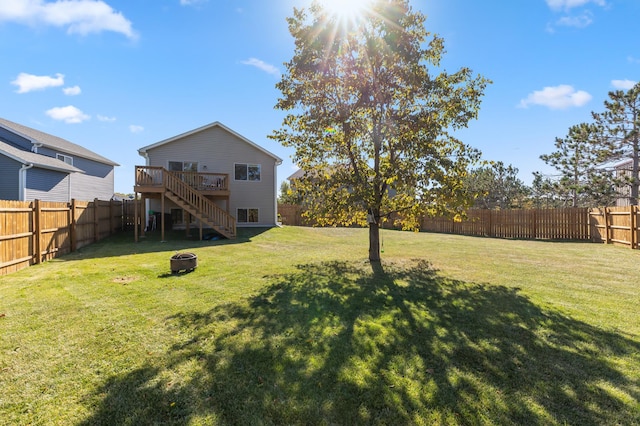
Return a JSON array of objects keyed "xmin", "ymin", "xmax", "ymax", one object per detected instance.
[
  {"xmin": 271, "ymin": 0, "xmax": 489, "ymax": 261},
  {"xmin": 592, "ymin": 82, "xmax": 640, "ymax": 205},
  {"xmin": 539, "ymin": 123, "xmax": 617, "ymax": 207},
  {"xmin": 465, "ymin": 161, "xmax": 530, "ymax": 209}
]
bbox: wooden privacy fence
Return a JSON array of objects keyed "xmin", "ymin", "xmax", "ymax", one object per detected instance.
[
  {"xmin": 278, "ymin": 204, "xmax": 640, "ymax": 250},
  {"xmin": 589, "ymin": 206, "xmax": 639, "ymax": 249},
  {"xmin": 0, "ymin": 198, "xmax": 135, "ymax": 275},
  {"xmin": 420, "ymin": 208, "xmax": 591, "ymax": 241}
]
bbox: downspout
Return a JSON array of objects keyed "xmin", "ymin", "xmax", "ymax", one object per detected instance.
[{"xmin": 19, "ymin": 163, "xmax": 34, "ymax": 201}]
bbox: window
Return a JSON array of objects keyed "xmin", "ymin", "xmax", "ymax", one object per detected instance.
[
  {"xmin": 168, "ymin": 161, "xmax": 198, "ymax": 172},
  {"xmin": 171, "ymin": 209, "xmax": 184, "ymax": 225},
  {"xmin": 169, "ymin": 161, "xmax": 199, "ymax": 187},
  {"xmin": 234, "ymin": 163, "xmax": 260, "ymax": 181},
  {"xmin": 237, "ymin": 208, "xmax": 259, "ymax": 223},
  {"xmin": 56, "ymin": 154, "xmax": 73, "ymax": 166}
]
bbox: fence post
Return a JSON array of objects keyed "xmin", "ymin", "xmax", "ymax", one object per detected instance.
[
  {"xmin": 631, "ymin": 205, "xmax": 637, "ymax": 249},
  {"xmin": 109, "ymin": 199, "xmax": 114, "ymax": 235},
  {"xmin": 70, "ymin": 199, "xmax": 77, "ymax": 252},
  {"xmin": 604, "ymin": 207, "xmax": 610, "ymax": 244},
  {"xmin": 93, "ymin": 198, "xmax": 99, "ymax": 243},
  {"xmin": 134, "ymin": 196, "xmax": 139, "ymax": 242},
  {"xmin": 34, "ymin": 199, "xmax": 41, "ymax": 264}
]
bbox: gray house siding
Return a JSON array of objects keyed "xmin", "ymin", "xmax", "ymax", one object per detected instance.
[
  {"xmin": 0, "ymin": 155, "xmax": 20, "ymax": 200},
  {"xmin": 70, "ymin": 167, "xmax": 115, "ymax": 201},
  {"xmin": 145, "ymin": 126, "xmax": 278, "ymax": 226},
  {"xmin": 37, "ymin": 145, "xmax": 115, "ymax": 201},
  {"xmin": 0, "ymin": 127, "xmax": 31, "ymax": 151},
  {"xmin": 25, "ymin": 168, "xmax": 70, "ymax": 202}
]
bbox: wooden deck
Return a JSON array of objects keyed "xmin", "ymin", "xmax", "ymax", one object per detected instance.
[
  {"xmin": 133, "ymin": 166, "xmax": 236, "ymax": 241},
  {"xmin": 134, "ymin": 166, "xmax": 230, "ymax": 197}
]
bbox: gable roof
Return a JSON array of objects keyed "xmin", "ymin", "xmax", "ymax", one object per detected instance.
[
  {"xmin": 138, "ymin": 121, "xmax": 283, "ymax": 164},
  {"xmin": 0, "ymin": 140, "xmax": 83, "ymax": 173},
  {"xmin": 0, "ymin": 117, "xmax": 119, "ymax": 166}
]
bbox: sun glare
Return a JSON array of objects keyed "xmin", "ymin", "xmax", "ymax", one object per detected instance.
[{"xmin": 320, "ymin": 0, "xmax": 373, "ymax": 20}]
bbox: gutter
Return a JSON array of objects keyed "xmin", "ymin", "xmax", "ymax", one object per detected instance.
[{"xmin": 19, "ymin": 163, "xmax": 34, "ymax": 201}]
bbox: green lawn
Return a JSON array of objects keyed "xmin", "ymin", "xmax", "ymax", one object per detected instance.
[{"xmin": 1, "ymin": 227, "xmax": 639, "ymax": 425}]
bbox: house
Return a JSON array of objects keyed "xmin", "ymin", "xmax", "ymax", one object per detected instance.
[
  {"xmin": 0, "ymin": 117, "xmax": 119, "ymax": 202},
  {"xmin": 134, "ymin": 121, "xmax": 282, "ymax": 240},
  {"xmin": 614, "ymin": 159, "xmax": 639, "ymax": 206}
]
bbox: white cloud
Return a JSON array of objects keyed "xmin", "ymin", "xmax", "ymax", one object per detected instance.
[
  {"xmin": 628, "ymin": 56, "xmax": 640, "ymax": 64},
  {"xmin": 180, "ymin": 0, "xmax": 207, "ymax": 5},
  {"xmin": 63, "ymin": 85, "xmax": 81, "ymax": 95},
  {"xmin": 519, "ymin": 85, "xmax": 592, "ymax": 110},
  {"xmin": 241, "ymin": 58, "xmax": 281, "ymax": 77},
  {"xmin": 129, "ymin": 124, "xmax": 144, "ymax": 133},
  {"xmin": 46, "ymin": 105, "xmax": 90, "ymax": 123},
  {"xmin": 97, "ymin": 114, "xmax": 116, "ymax": 122},
  {"xmin": 0, "ymin": 0, "xmax": 137, "ymax": 39},
  {"xmin": 612, "ymin": 79, "xmax": 637, "ymax": 90},
  {"xmin": 546, "ymin": 0, "xmax": 606, "ymax": 11},
  {"xmin": 11, "ymin": 72, "xmax": 64, "ymax": 93},
  {"xmin": 555, "ymin": 11, "xmax": 593, "ymax": 28}
]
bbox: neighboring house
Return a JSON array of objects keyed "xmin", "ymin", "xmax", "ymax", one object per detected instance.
[
  {"xmin": 0, "ymin": 117, "xmax": 119, "ymax": 202},
  {"xmin": 614, "ymin": 160, "xmax": 640, "ymax": 206},
  {"xmin": 135, "ymin": 121, "xmax": 282, "ymax": 238}
]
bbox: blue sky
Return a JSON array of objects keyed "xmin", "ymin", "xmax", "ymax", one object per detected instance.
[{"xmin": 1, "ymin": 0, "xmax": 638, "ymax": 194}]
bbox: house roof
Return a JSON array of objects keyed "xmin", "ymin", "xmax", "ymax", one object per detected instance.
[
  {"xmin": 288, "ymin": 168, "xmax": 304, "ymax": 180},
  {"xmin": 0, "ymin": 117, "xmax": 119, "ymax": 166},
  {"xmin": 0, "ymin": 140, "xmax": 83, "ymax": 173},
  {"xmin": 137, "ymin": 121, "xmax": 283, "ymax": 165}
]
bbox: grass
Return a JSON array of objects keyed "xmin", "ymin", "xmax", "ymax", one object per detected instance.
[{"xmin": 1, "ymin": 226, "xmax": 639, "ymax": 425}]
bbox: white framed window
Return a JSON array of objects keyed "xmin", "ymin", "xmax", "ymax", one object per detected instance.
[
  {"xmin": 234, "ymin": 163, "xmax": 261, "ymax": 181},
  {"xmin": 237, "ymin": 208, "xmax": 259, "ymax": 223},
  {"xmin": 56, "ymin": 153, "xmax": 73, "ymax": 166}
]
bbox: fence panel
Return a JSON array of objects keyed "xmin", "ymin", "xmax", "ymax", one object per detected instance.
[
  {"xmin": 590, "ymin": 206, "xmax": 639, "ymax": 249},
  {"xmin": 420, "ymin": 208, "xmax": 591, "ymax": 242},
  {"xmin": 278, "ymin": 205, "xmax": 599, "ymax": 244},
  {"xmin": 0, "ymin": 199, "xmax": 128, "ymax": 275},
  {"xmin": 38, "ymin": 201, "xmax": 72, "ymax": 263},
  {"xmin": 74, "ymin": 201, "xmax": 95, "ymax": 250},
  {"xmin": 278, "ymin": 204, "xmax": 305, "ymax": 226},
  {"xmin": 0, "ymin": 200, "xmax": 33, "ymax": 274}
]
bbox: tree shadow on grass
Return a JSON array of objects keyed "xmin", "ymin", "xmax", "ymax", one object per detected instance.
[
  {"xmin": 80, "ymin": 260, "xmax": 640, "ymax": 425},
  {"xmin": 57, "ymin": 227, "xmax": 272, "ymax": 262}
]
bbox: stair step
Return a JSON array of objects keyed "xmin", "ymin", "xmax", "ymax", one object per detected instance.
[{"xmin": 164, "ymin": 187, "xmax": 235, "ymax": 239}]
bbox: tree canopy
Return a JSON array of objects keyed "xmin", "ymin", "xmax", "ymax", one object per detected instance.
[
  {"xmin": 593, "ymin": 82, "xmax": 640, "ymax": 205},
  {"xmin": 538, "ymin": 123, "xmax": 617, "ymax": 207},
  {"xmin": 465, "ymin": 162, "xmax": 530, "ymax": 209},
  {"xmin": 536, "ymin": 82, "xmax": 640, "ymax": 207},
  {"xmin": 271, "ymin": 0, "xmax": 489, "ymax": 261}
]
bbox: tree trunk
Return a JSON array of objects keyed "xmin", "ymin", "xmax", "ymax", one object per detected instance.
[{"xmin": 369, "ymin": 221, "xmax": 381, "ymax": 262}]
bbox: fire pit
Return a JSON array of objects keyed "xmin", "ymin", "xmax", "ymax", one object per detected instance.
[{"xmin": 170, "ymin": 252, "xmax": 198, "ymax": 274}]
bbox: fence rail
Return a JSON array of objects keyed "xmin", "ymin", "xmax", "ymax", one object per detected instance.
[
  {"xmin": 589, "ymin": 206, "xmax": 639, "ymax": 249},
  {"xmin": 0, "ymin": 198, "xmax": 135, "ymax": 275},
  {"xmin": 278, "ymin": 204, "xmax": 640, "ymax": 250}
]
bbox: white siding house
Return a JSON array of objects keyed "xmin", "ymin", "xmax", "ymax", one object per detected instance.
[{"xmin": 137, "ymin": 122, "xmax": 282, "ymax": 229}]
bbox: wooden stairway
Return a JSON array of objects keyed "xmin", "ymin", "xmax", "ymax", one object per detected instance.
[{"xmin": 164, "ymin": 170, "xmax": 236, "ymax": 239}]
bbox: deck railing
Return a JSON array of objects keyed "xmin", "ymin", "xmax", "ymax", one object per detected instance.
[
  {"xmin": 135, "ymin": 166, "xmax": 229, "ymax": 192},
  {"xmin": 164, "ymin": 171, "xmax": 236, "ymax": 236}
]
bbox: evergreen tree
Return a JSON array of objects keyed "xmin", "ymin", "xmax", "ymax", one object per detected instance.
[{"xmin": 592, "ymin": 82, "xmax": 640, "ymax": 205}]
